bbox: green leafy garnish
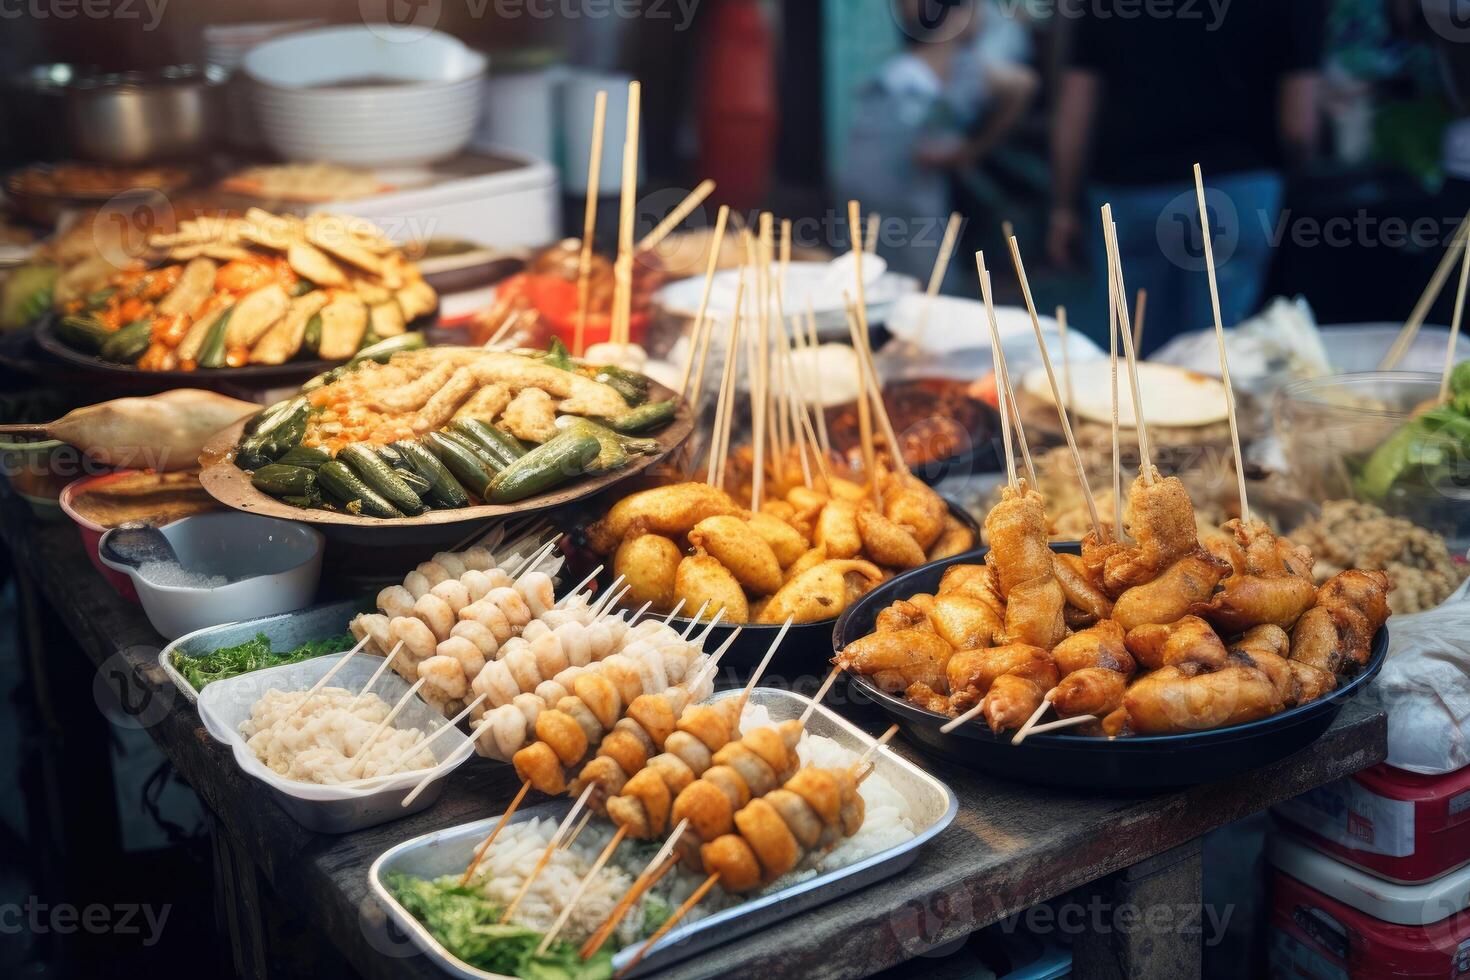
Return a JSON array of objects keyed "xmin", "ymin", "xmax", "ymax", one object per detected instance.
[
  {"xmin": 544, "ymin": 337, "xmax": 575, "ymax": 372},
  {"xmin": 173, "ymin": 632, "xmax": 354, "ymax": 691},
  {"xmin": 385, "ymin": 874, "xmax": 613, "ymax": 980}
]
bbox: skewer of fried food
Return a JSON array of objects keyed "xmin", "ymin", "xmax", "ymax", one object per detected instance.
[
  {"xmin": 1380, "ymin": 207, "xmax": 1470, "ymax": 370},
  {"xmin": 912, "ymin": 212, "xmax": 963, "ymax": 352},
  {"xmin": 1192, "ymin": 164, "xmax": 1250, "ymax": 518},
  {"xmin": 1440, "ymin": 212, "xmax": 1470, "ymax": 403},
  {"xmin": 804, "ymin": 301, "xmax": 832, "ymax": 455},
  {"xmin": 1011, "ymin": 690, "xmax": 1056, "ymax": 744},
  {"xmin": 573, "ymin": 89, "xmax": 609, "ymax": 357},
  {"xmin": 609, "ymin": 80, "xmax": 641, "ymax": 350},
  {"xmin": 499, "ymin": 784, "xmax": 598, "ymax": 923},
  {"xmin": 1007, "ymin": 235, "xmax": 1100, "ymax": 534},
  {"xmin": 615, "ymin": 722, "xmax": 900, "ymax": 979},
  {"xmin": 704, "ymin": 264, "xmax": 746, "ymax": 487},
  {"xmin": 1132, "ymin": 288, "xmax": 1148, "ymax": 356},
  {"xmin": 1055, "ymin": 305, "xmax": 1075, "ymax": 413},
  {"xmin": 281, "ymin": 635, "xmax": 372, "ymax": 724},
  {"xmin": 678, "ymin": 204, "xmax": 731, "ymax": 402},
  {"xmin": 346, "ymin": 677, "xmax": 429, "ymax": 777},
  {"xmin": 1101, "ymin": 205, "xmax": 1155, "ymax": 483},
  {"xmin": 636, "ymin": 179, "xmax": 716, "ymax": 254}
]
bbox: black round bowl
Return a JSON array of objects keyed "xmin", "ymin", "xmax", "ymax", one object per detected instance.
[{"xmin": 832, "ymin": 547, "xmax": 1389, "ymax": 791}]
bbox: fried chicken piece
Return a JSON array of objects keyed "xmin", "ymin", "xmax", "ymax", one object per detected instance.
[
  {"xmin": 927, "ymin": 515, "xmax": 977, "ymax": 561},
  {"xmin": 1289, "ymin": 569, "xmax": 1391, "ymax": 675},
  {"xmin": 1228, "ymin": 624, "xmax": 1300, "ymax": 702},
  {"xmin": 1201, "ymin": 531, "xmax": 1245, "ymax": 575},
  {"xmin": 1052, "ymin": 667, "xmax": 1130, "ymax": 717},
  {"xmin": 856, "ymin": 508, "xmax": 928, "ymax": 569},
  {"xmin": 498, "ymin": 387, "xmax": 558, "ymax": 443},
  {"xmin": 1103, "ymin": 471, "xmax": 1200, "ymax": 594},
  {"xmin": 688, "ymin": 516, "xmax": 784, "ymax": 596},
  {"xmin": 1054, "ymin": 552, "xmax": 1113, "ymax": 625},
  {"xmin": 1080, "ymin": 527, "xmax": 1129, "ymax": 578},
  {"xmin": 1289, "ymin": 661, "xmax": 1338, "ymax": 704},
  {"xmin": 1051, "ymin": 620, "xmax": 1133, "ymax": 677},
  {"xmin": 905, "ymin": 680, "xmax": 953, "ymax": 714},
  {"xmin": 875, "ymin": 598, "xmax": 934, "ymax": 633},
  {"xmin": 1120, "ymin": 664, "xmax": 1283, "ymax": 734},
  {"xmin": 587, "ymin": 482, "xmax": 741, "ymax": 554},
  {"xmin": 1189, "ymin": 573, "xmax": 1318, "ymax": 633},
  {"xmin": 1125, "ymin": 615, "xmax": 1228, "ymax": 671},
  {"xmin": 674, "ymin": 553, "xmax": 749, "ymax": 623},
  {"xmin": 937, "ymin": 564, "xmax": 1005, "ymax": 617},
  {"xmin": 1225, "ymin": 518, "xmax": 1316, "ymax": 579},
  {"xmin": 927, "ymin": 593, "xmax": 1004, "ymax": 651},
  {"xmin": 999, "ymin": 574, "xmax": 1067, "ymax": 650},
  {"xmin": 882, "ymin": 475, "xmax": 948, "ymax": 549},
  {"xmin": 946, "ymin": 643, "xmax": 1055, "ymax": 701},
  {"xmin": 984, "ymin": 483, "xmax": 1054, "ymax": 593},
  {"xmin": 836, "ymin": 628, "xmax": 953, "ymax": 693},
  {"xmin": 1112, "ymin": 551, "xmax": 1231, "ymax": 631},
  {"xmin": 758, "ymin": 558, "xmax": 884, "ymax": 624}
]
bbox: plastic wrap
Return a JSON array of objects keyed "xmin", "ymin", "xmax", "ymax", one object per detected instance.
[{"xmin": 1377, "ymin": 581, "xmax": 1470, "ymax": 774}]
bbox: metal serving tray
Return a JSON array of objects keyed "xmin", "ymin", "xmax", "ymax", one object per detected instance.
[
  {"xmin": 158, "ymin": 597, "xmax": 374, "ymax": 703},
  {"xmin": 368, "ymin": 686, "xmax": 959, "ymax": 979}
]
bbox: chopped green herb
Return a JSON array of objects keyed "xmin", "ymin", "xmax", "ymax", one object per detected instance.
[{"xmin": 173, "ymin": 632, "xmax": 354, "ymax": 691}]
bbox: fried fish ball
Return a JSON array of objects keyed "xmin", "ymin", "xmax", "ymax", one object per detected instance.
[
  {"xmin": 674, "ymin": 553, "xmax": 749, "ymax": 623},
  {"xmin": 1125, "ymin": 615, "xmax": 1228, "ymax": 671},
  {"xmin": 856, "ymin": 509, "xmax": 927, "ymax": 569},
  {"xmin": 759, "ymin": 558, "xmax": 884, "ymax": 624},
  {"xmin": 1189, "ymin": 573, "xmax": 1318, "ymax": 634},
  {"xmin": 687, "ymin": 515, "xmax": 784, "ymax": 596},
  {"xmin": 614, "ymin": 532, "xmax": 682, "ymax": 611},
  {"xmin": 1112, "ymin": 551, "xmax": 1231, "ymax": 631},
  {"xmin": 746, "ymin": 511, "xmax": 810, "ymax": 567},
  {"xmin": 1121, "ymin": 664, "xmax": 1283, "ymax": 734},
  {"xmin": 927, "ymin": 515, "xmax": 976, "ymax": 562},
  {"xmin": 813, "ymin": 499, "xmax": 862, "ymax": 559},
  {"xmin": 882, "ymin": 476, "xmax": 947, "ymax": 549},
  {"xmin": 835, "ymin": 628, "xmax": 952, "ymax": 692},
  {"xmin": 783, "ymin": 545, "xmax": 828, "ymax": 583},
  {"xmin": 588, "ymin": 482, "xmax": 741, "ymax": 554}
]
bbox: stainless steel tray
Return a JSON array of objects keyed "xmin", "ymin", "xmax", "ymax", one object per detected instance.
[
  {"xmin": 369, "ymin": 686, "xmax": 959, "ymax": 978},
  {"xmin": 158, "ymin": 597, "xmax": 374, "ymax": 703}
]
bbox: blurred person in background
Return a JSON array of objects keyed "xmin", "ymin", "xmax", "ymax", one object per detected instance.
[
  {"xmin": 1048, "ymin": 0, "xmax": 1326, "ymax": 352},
  {"xmin": 840, "ymin": 0, "xmax": 1037, "ymax": 285}
]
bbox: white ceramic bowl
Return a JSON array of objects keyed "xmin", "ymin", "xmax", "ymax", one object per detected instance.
[
  {"xmin": 244, "ymin": 25, "xmax": 486, "ymax": 166},
  {"xmin": 99, "ymin": 511, "xmax": 324, "ymax": 640}
]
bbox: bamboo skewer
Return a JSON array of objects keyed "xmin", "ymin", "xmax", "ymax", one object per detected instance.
[
  {"xmin": 616, "ymin": 869, "xmax": 721, "ymax": 977},
  {"xmin": 460, "ymin": 779, "xmax": 533, "ymax": 885},
  {"xmin": 678, "ymin": 204, "xmax": 731, "ymax": 401},
  {"xmin": 347, "ymin": 642, "xmax": 401, "ymax": 710},
  {"xmin": 1192, "ymin": 164, "xmax": 1249, "ymax": 518},
  {"xmin": 580, "ymin": 820, "xmax": 690, "ymax": 959},
  {"xmin": 560, "ymin": 809, "xmax": 596, "ymax": 852},
  {"xmin": 705, "ymin": 265, "xmax": 746, "ymax": 487},
  {"xmin": 912, "ymin": 212, "xmax": 963, "ymax": 351},
  {"xmin": 537, "ymin": 823, "xmax": 632, "ymax": 954},
  {"xmin": 864, "ymin": 211, "xmax": 880, "ymax": 253},
  {"xmin": 1381, "ymin": 207, "xmax": 1470, "ymax": 370},
  {"xmin": 282, "ymin": 635, "xmax": 372, "ymax": 724},
  {"xmin": 777, "ymin": 219, "xmax": 796, "ymax": 468},
  {"xmin": 855, "ymin": 723, "xmax": 900, "ymax": 769},
  {"xmin": 1011, "ymin": 692, "xmax": 1055, "ymax": 744},
  {"xmin": 1007, "ymin": 236, "xmax": 1100, "ymax": 534},
  {"xmin": 939, "ymin": 699, "xmax": 986, "ymax": 734},
  {"xmin": 1025, "ymin": 714, "xmax": 1097, "ymax": 736},
  {"xmin": 609, "ymin": 81, "xmax": 641, "ymax": 351},
  {"xmin": 1101, "ymin": 206, "xmax": 1155, "ymax": 482},
  {"xmin": 499, "ymin": 784, "xmax": 597, "ymax": 923},
  {"xmin": 975, "ymin": 253, "xmax": 1036, "ymax": 487},
  {"xmin": 848, "ymin": 292, "xmax": 907, "ymax": 478},
  {"xmin": 573, "ymin": 90, "xmax": 609, "ymax": 357},
  {"xmin": 804, "ymin": 301, "xmax": 832, "ymax": 455},
  {"xmin": 637, "ymin": 178, "xmax": 716, "ymax": 253},
  {"xmin": 844, "ymin": 301, "xmax": 879, "ymax": 499},
  {"xmin": 751, "ymin": 220, "xmax": 773, "ymax": 509},
  {"xmin": 977, "ymin": 263, "xmax": 1017, "ymax": 490},
  {"xmin": 394, "ymin": 693, "xmax": 490, "ymax": 805},
  {"xmin": 347, "ymin": 677, "xmax": 427, "ymax": 776},
  {"xmin": 1442, "ymin": 220, "xmax": 1470, "ymax": 403},
  {"xmin": 1056, "ymin": 305, "xmax": 1075, "ymax": 413},
  {"xmin": 1109, "ymin": 269, "xmax": 1125, "ymax": 540},
  {"xmin": 1132, "ymin": 288, "xmax": 1148, "ymax": 356}
]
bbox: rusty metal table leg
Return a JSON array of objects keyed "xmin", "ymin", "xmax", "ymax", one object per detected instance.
[{"xmin": 1071, "ymin": 840, "xmax": 1205, "ymax": 980}]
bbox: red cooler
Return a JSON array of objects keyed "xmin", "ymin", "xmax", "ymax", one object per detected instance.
[
  {"xmin": 1268, "ymin": 833, "xmax": 1470, "ymax": 979},
  {"xmin": 1273, "ymin": 763, "xmax": 1470, "ymax": 883}
]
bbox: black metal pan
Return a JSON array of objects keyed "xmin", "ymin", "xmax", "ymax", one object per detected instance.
[{"xmin": 832, "ymin": 546, "xmax": 1389, "ymax": 791}]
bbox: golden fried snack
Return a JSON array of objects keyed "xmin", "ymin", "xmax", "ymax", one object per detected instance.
[
  {"xmin": 688, "ymin": 515, "xmax": 784, "ymax": 596},
  {"xmin": 905, "ymin": 680, "xmax": 953, "ymax": 714},
  {"xmin": 835, "ymin": 629, "xmax": 952, "ymax": 692},
  {"xmin": 945, "ymin": 643, "xmax": 1053, "ymax": 702},
  {"xmin": 1052, "ymin": 667, "xmax": 1129, "ymax": 718},
  {"xmin": 1202, "ymin": 531, "xmax": 1245, "ymax": 575},
  {"xmin": 674, "ymin": 553, "xmax": 749, "ymax": 622},
  {"xmin": 825, "ymin": 477, "xmax": 870, "ymax": 503},
  {"xmin": 875, "ymin": 598, "xmax": 934, "ymax": 633},
  {"xmin": 1228, "ymin": 625, "xmax": 1300, "ymax": 702},
  {"xmin": 1289, "ymin": 569, "xmax": 1391, "ymax": 674},
  {"xmin": 1227, "ymin": 518, "xmax": 1315, "ymax": 578},
  {"xmin": 1112, "ymin": 551, "xmax": 1231, "ymax": 631},
  {"xmin": 882, "ymin": 476, "xmax": 947, "ymax": 549},
  {"xmin": 983, "ymin": 484, "xmax": 1054, "ymax": 594},
  {"xmin": 1189, "ymin": 573, "xmax": 1318, "ymax": 633},
  {"xmin": 761, "ymin": 499, "xmax": 798, "ymax": 524},
  {"xmin": 1051, "ymin": 619, "xmax": 1133, "ymax": 677},
  {"xmin": 587, "ymin": 482, "xmax": 740, "ymax": 554},
  {"xmin": 813, "ymin": 498, "xmax": 862, "ymax": 559},
  {"xmin": 1054, "ymin": 552, "xmax": 1113, "ymax": 625},
  {"xmin": 1102, "ymin": 471, "xmax": 1200, "ymax": 594},
  {"xmin": 786, "ymin": 486, "xmax": 830, "ymax": 527},
  {"xmin": 1125, "ymin": 615, "xmax": 1228, "ymax": 671},
  {"xmin": 856, "ymin": 509, "xmax": 927, "ymax": 569},
  {"xmin": 927, "ymin": 516, "xmax": 976, "ymax": 561},
  {"xmin": 758, "ymin": 558, "xmax": 884, "ymax": 624},
  {"xmin": 746, "ymin": 511, "xmax": 810, "ymax": 567},
  {"xmin": 783, "ymin": 545, "xmax": 828, "ymax": 583},
  {"xmin": 926, "ymin": 594, "xmax": 1003, "ymax": 650},
  {"xmin": 1289, "ymin": 661, "xmax": 1337, "ymax": 704},
  {"xmin": 938, "ymin": 564, "xmax": 1006, "ymax": 617},
  {"xmin": 1226, "ymin": 647, "xmax": 1294, "ymax": 704},
  {"xmin": 1120, "ymin": 664, "xmax": 1283, "ymax": 734},
  {"xmin": 998, "ymin": 574, "xmax": 1067, "ymax": 650},
  {"xmin": 614, "ymin": 531, "xmax": 681, "ymax": 611}
]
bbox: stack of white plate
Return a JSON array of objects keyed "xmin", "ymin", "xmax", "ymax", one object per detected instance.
[{"xmin": 244, "ymin": 26, "xmax": 487, "ymax": 167}]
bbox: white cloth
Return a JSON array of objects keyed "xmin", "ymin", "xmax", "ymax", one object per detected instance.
[{"xmin": 1377, "ymin": 579, "xmax": 1470, "ymax": 775}]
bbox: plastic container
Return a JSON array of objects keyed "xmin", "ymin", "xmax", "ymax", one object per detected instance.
[
  {"xmin": 58, "ymin": 469, "xmax": 144, "ymax": 600},
  {"xmin": 1267, "ymin": 832, "xmax": 1470, "ymax": 978},
  {"xmin": 197, "ymin": 652, "xmax": 473, "ymax": 832},
  {"xmin": 98, "ymin": 511, "xmax": 324, "ymax": 640},
  {"xmin": 1274, "ymin": 763, "xmax": 1470, "ymax": 883}
]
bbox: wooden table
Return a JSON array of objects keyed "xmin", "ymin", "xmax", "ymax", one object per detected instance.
[{"xmin": 2, "ymin": 508, "xmax": 1386, "ymax": 980}]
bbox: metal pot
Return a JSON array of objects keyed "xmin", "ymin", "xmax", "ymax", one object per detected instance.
[{"xmin": 63, "ymin": 65, "xmax": 226, "ymax": 164}]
